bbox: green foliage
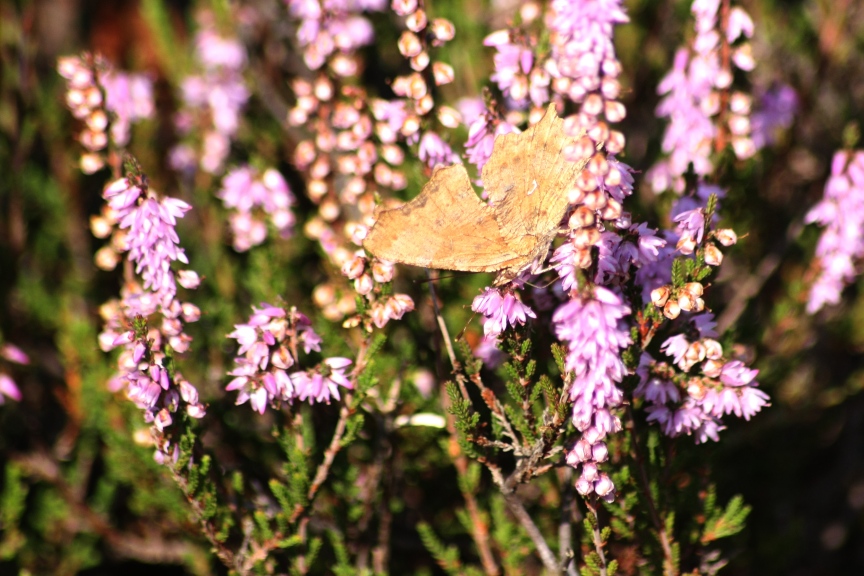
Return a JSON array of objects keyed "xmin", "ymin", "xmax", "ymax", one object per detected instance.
[{"xmin": 416, "ymin": 521, "xmax": 462, "ymax": 575}]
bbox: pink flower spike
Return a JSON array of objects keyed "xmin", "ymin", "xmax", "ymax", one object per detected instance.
[
  {"xmin": 0, "ymin": 374, "xmax": 22, "ymax": 402},
  {"xmin": 0, "ymin": 344, "xmax": 29, "ymax": 365}
]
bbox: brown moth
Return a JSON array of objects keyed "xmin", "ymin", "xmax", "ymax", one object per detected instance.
[{"xmin": 363, "ymin": 104, "xmax": 588, "ymax": 285}]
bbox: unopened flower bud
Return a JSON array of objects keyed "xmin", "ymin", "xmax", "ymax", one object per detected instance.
[
  {"xmin": 716, "ymin": 229, "xmax": 737, "ymax": 246},
  {"xmin": 405, "ymin": 8, "xmax": 427, "ymax": 31},
  {"xmin": 694, "ymin": 297, "xmax": 705, "ymax": 311},
  {"xmin": 594, "ymin": 473, "xmax": 614, "ymax": 497},
  {"xmin": 686, "ymin": 378, "xmax": 707, "ymax": 401},
  {"xmin": 677, "ymin": 235, "xmax": 697, "ymax": 255},
  {"xmin": 372, "ymin": 260, "xmax": 395, "ymax": 283},
  {"xmin": 683, "ymin": 282, "xmax": 704, "ymax": 298},
  {"xmin": 678, "ymin": 293, "xmax": 694, "ymax": 311},
  {"xmin": 651, "ymin": 286, "xmax": 670, "ymax": 307},
  {"xmin": 704, "ymin": 244, "xmax": 723, "ymax": 266},
  {"xmin": 663, "ymin": 299, "xmax": 681, "ymax": 319},
  {"xmin": 398, "ymin": 31, "xmax": 423, "ymax": 58},
  {"xmin": 568, "ymin": 205, "xmax": 595, "ymax": 229},
  {"xmin": 430, "ymin": 18, "xmax": 455, "ymax": 44},
  {"xmin": 355, "ymin": 274, "xmax": 374, "ymax": 295},
  {"xmin": 702, "ymin": 358, "xmax": 723, "ymax": 378},
  {"xmin": 572, "ymin": 226, "xmax": 600, "ymax": 249},
  {"xmin": 341, "ymin": 255, "xmax": 366, "ymax": 279},
  {"xmin": 703, "ymin": 339, "xmax": 723, "ymax": 359},
  {"xmin": 685, "ymin": 342, "xmax": 707, "ymax": 366}
]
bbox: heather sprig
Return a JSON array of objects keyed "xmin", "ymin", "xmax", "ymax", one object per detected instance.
[
  {"xmin": 225, "ymin": 303, "xmax": 354, "ymax": 412},
  {"xmin": 805, "ymin": 150, "xmax": 864, "ymax": 313},
  {"xmin": 168, "ymin": 12, "xmax": 249, "ymax": 175},
  {"xmin": 58, "ymin": 53, "xmax": 154, "ymax": 174},
  {"xmin": 0, "ymin": 343, "xmax": 28, "ymax": 405},
  {"xmin": 646, "ymin": 0, "xmax": 757, "ymax": 195}
]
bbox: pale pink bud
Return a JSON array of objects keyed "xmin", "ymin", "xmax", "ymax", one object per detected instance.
[
  {"xmin": 391, "ymin": 0, "xmax": 418, "ymax": 16},
  {"xmin": 605, "ymin": 100, "xmax": 626, "ymax": 123},
  {"xmin": 354, "ymin": 274, "xmax": 374, "ymax": 295},
  {"xmin": 405, "ymin": 8, "xmax": 427, "ymax": 31},
  {"xmin": 398, "ymin": 31, "xmax": 423, "ymax": 58},
  {"xmin": 432, "ymin": 62, "xmax": 455, "ymax": 86},
  {"xmin": 177, "ymin": 270, "xmax": 201, "ymax": 289},
  {"xmin": 704, "ymin": 244, "xmax": 723, "ymax": 266},
  {"xmin": 663, "ymin": 299, "xmax": 681, "ymax": 319},
  {"xmin": 568, "ymin": 205, "xmax": 595, "ymax": 229},
  {"xmin": 677, "ymin": 235, "xmax": 697, "ymax": 255},
  {"xmin": 651, "ymin": 286, "xmax": 671, "ymax": 307},
  {"xmin": 80, "ymin": 153, "xmax": 105, "ymax": 174},
  {"xmin": 272, "ymin": 346, "xmax": 294, "ymax": 369},
  {"xmin": 684, "ymin": 282, "xmax": 704, "ymax": 298},
  {"xmin": 702, "ymin": 358, "xmax": 723, "ymax": 378},
  {"xmin": 594, "ymin": 474, "xmax": 614, "ymax": 497},
  {"xmin": 341, "ymin": 255, "xmax": 366, "ymax": 279},
  {"xmin": 703, "ymin": 339, "xmax": 723, "ymax": 360},
  {"xmin": 678, "ymin": 293, "xmax": 694, "ymax": 311},
  {"xmin": 372, "ymin": 260, "xmax": 395, "ymax": 283},
  {"xmin": 430, "ymin": 18, "xmax": 455, "ymax": 44},
  {"xmin": 94, "ymin": 246, "xmax": 119, "ymax": 271},
  {"xmin": 716, "ymin": 229, "xmax": 737, "ymax": 246},
  {"xmin": 410, "ymin": 51, "xmax": 430, "ymax": 72},
  {"xmin": 181, "ymin": 303, "xmax": 201, "ymax": 323}
]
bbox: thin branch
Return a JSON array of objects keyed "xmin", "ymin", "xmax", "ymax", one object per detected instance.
[
  {"xmin": 503, "ymin": 491, "xmax": 561, "ymax": 575},
  {"xmin": 427, "ymin": 271, "xmax": 501, "ymax": 576},
  {"xmin": 585, "ymin": 497, "xmax": 610, "ymax": 576}
]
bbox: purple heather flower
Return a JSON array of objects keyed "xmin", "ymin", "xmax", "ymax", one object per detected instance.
[
  {"xmin": 552, "ymin": 286, "xmax": 631, "ymax": 431},
  {"xmin": 464, "ymin": 114, "xmax": 517, "ymax": 175},
  {"xmin": 218, "ymin": 165, "xmax": 296, "ymax": 251},
  {"xmin": 418, "ymin": 132, "xmax": 459, "ymax": 168},
  {"xmin": 473, "ymin": 332, "xmax": 507, "ymax": 369},
  {"xmin": 0, "ymin": 344, "xmax": 29, "ymax": 365},
  {"xmin": 0, "ymin": 374, "xmax": 22, "ymax": 404},
  {"xmin": 548, "ymin": 0, "xmax": 628, "ymax": 99},
  {"xmin": 104, "ymin": 179, "xmax": 191, "ymax": 303},
  {"xmin": 101, "ymin": 70, "xmax": 154, "ymax": 146},
  {"xmin": 471, "ymin": 287, "xmax": 536, "ymax": 337},
  {"xmin": 751, "ymin": 84, "xmax": 797, "ymax": 150},
  {"xmin": 805, "ymin": 151, "xmax": 864, "ymax": 313},
  {"xmin": 293, "ymin": 357, "xmax": 354, "ymax": 404}
]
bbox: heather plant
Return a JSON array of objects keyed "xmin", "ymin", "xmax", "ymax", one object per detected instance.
[{"xmin": 3, "ymin": 0, "xmax": 864, "ymax": 575}]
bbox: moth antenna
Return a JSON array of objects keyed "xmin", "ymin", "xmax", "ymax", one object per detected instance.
[
  {"xmin": 413, "ymin": 272, "xmax": 465, "ymax": 284},
  {"xmin": 455, "ymin": 311, "xmax": 478, "ymax": 342}
]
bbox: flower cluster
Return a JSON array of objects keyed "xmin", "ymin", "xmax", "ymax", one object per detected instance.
[
  {"xmin": 635, "ymin": 314, "xmax": 769, "ymax": 443},
  {"xmin": 287, "ymin": 0, "xmax": 384, "ymax": 72},
  {"xmin": 646, "ymin": 0, "xmax": 756, "ymax": 194},
  {"xmin": 286, "ymin": 1, "xmax": 427, "ymax": 323},
  {"xmin": 340, "ymin": 251, "xmax": 414, "ymax": 330},
  {"xmin": 389, "ymin": 0, "xmax": 460, "ymax": 170},
  {"xmin": 805, "ymin": 151, "xmax": 864, "ymax": 313},
  {"xmin": 170, "ymin": 14, "xmax": 249, "ymax": 175},
  {"xmin": 96, "ymin": 174, "xmax": 206, "ymax": 462},
  {"xmin": 217, "ymin": 166, "xmax": 296, "ymax": 251},
  {"xmin": 0, "ymin": 344, "xmax": 28, "ymax": 405},
  {"xmin": 750, "ymin": 84, "xmax": 797, "ymax": 150},
  {"xmin": 58, "ymin": 53, "xmax": 154, "ymax": 173},
  {"xmin": 471, "ymin": 284, "xmax": 536, "ymax": 337},
  {"xmin": 646, "ymin": 186, "xmax": 738, "ymax": 319},
  {"xmin": 226, "ymin": 303, "xmax": 353, "ymax": 412},
  {"xmin": 556, "ymin": 287, "xmax": 631, "ymax": 501}
]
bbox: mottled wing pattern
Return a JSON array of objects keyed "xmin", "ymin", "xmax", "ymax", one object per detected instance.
[
  {"xmin": 363, "ymin": 164, "xmax": 526, "ymax": 272},
  {"xmin": 481, "ymin": 105, "xmax": 588, "ymax": 275}
]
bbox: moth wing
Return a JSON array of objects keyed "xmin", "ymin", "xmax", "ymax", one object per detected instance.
[
  {"xmin": 364, "ymin": 164, "xmax": 528, "ymax": 273},
  {"xmin": 482, "ymin": 104, "xmax": 588, "ymax": 245}
]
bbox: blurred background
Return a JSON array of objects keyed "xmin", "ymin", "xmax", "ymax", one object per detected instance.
[{"xmin": 2, "ymin": 0, "xmax": 864, "ymax": 574}]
